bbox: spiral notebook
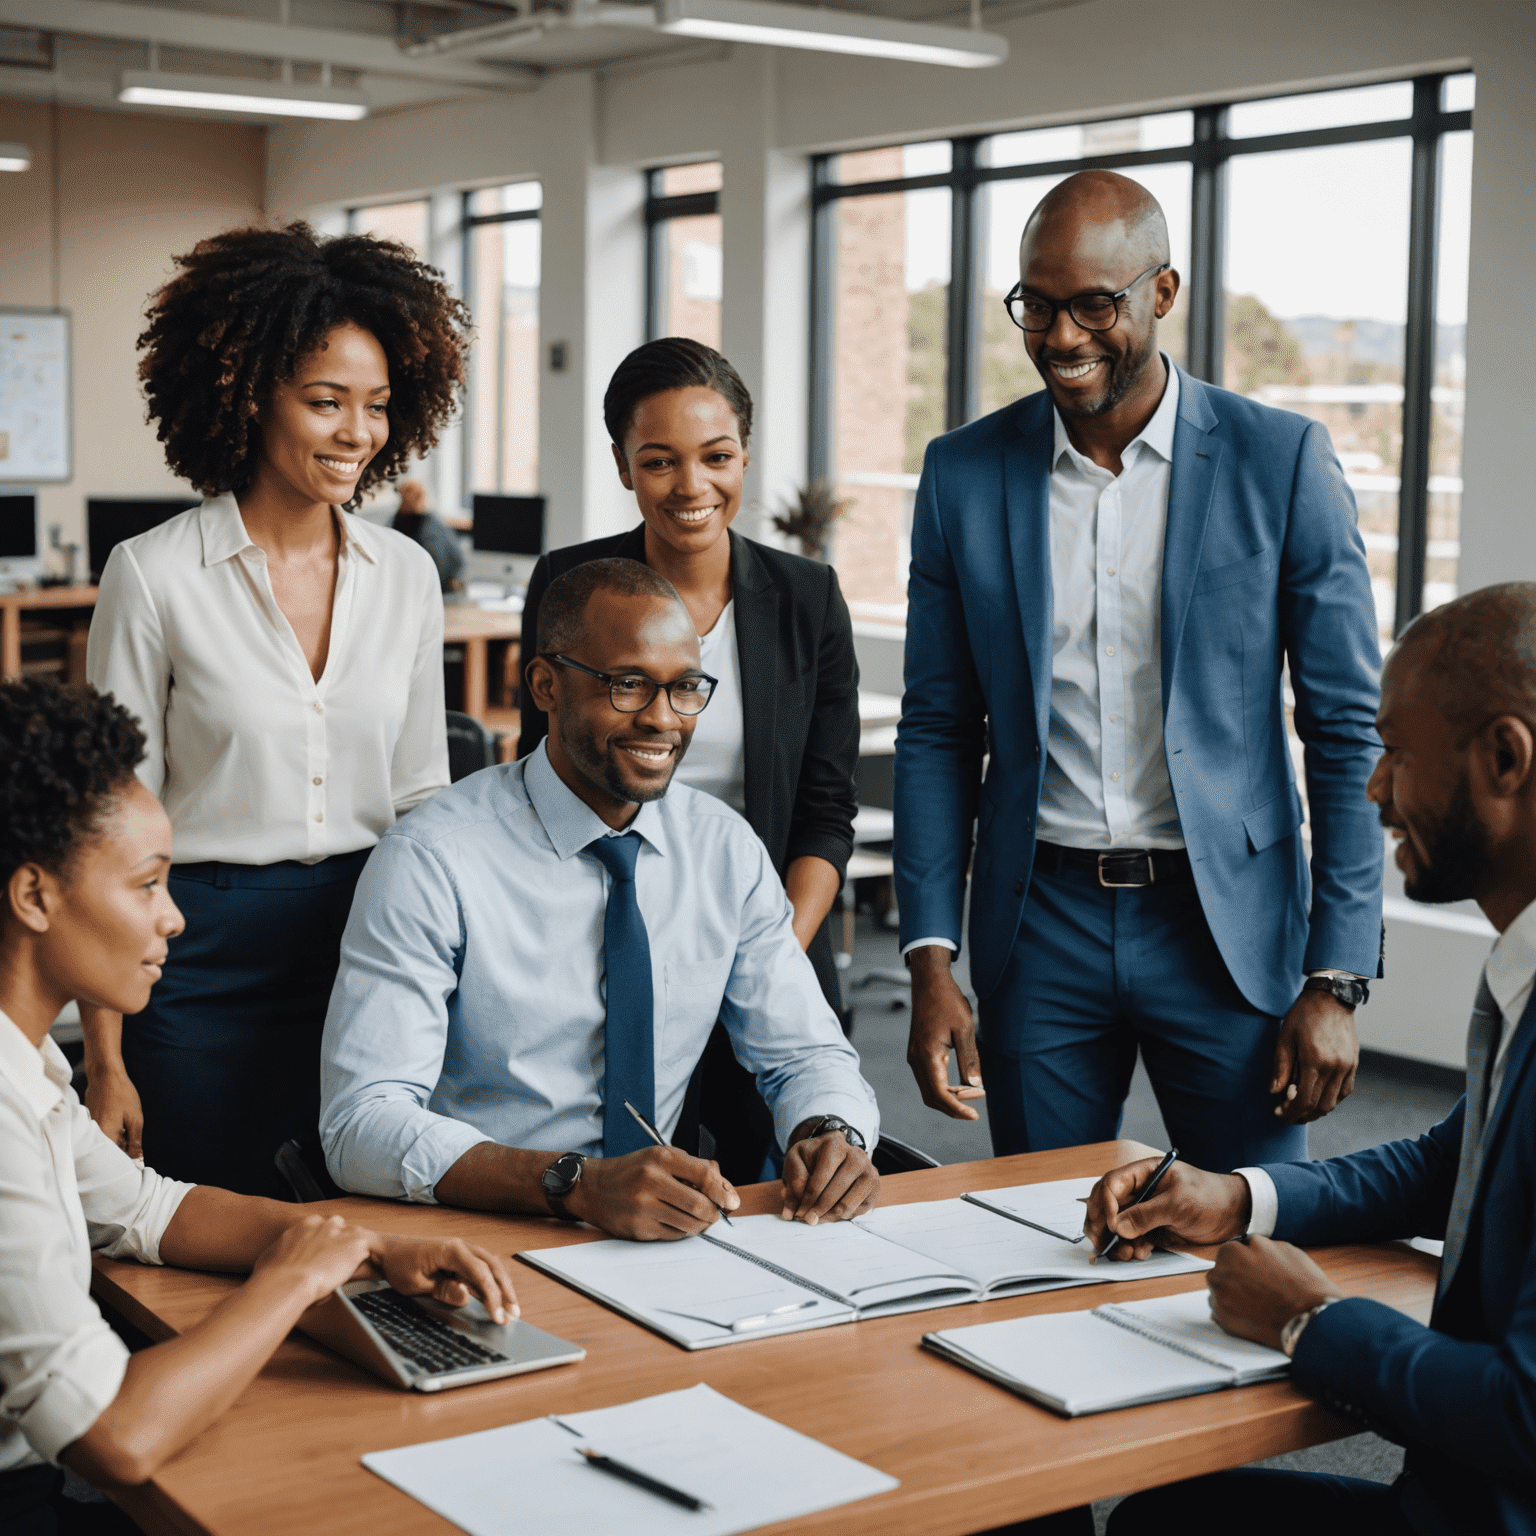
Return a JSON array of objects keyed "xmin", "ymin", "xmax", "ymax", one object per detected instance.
[
  {"xmin": 519, "ymin": 1200, "xmax": 1211, "ymax": 1350},
  {"xmin": 922, "ymin": 1288, "xmax": 1291, "ymax": 1416}
]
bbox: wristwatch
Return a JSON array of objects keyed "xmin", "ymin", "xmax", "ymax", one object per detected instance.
[
  {"xmin": 541, "ymin": 1151, "xmax": 586, "ymax": 1221},
  {"xmin": 1280, "ymin": 1296, "xmax": 1343, "ymax": 1357},
  {"xmin": 805, "ymin": 1114, "xmax": 867, "ymax": 1151},
  {"xmin": 1303, "ymin": 973, "xmax": 1370, "ymax": 1010}
]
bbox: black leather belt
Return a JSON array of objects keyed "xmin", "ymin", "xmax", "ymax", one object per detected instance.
[{"xmin": 1033, "ymin": 841, "xmax": 1192, "ymax": 887}]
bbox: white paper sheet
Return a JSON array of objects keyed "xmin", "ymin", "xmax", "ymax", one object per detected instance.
[
  {"xmin": 362, "ymin": 1382, "xmax": 899, "ymax": 1536},
  {"xmin": 961, "ymin": 1177, "xmax": 1100, "ymax": 1242}
]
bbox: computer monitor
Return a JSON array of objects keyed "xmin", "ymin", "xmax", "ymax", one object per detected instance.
[
  {"xmin": 87, "ymin": 498, "xmax": 199, "ymax": 582},
  {"xmin": 469, "ymin": 493, "xmax": 545, "ymax": 589},
  {"xmin": 0, "ymin": 491, "xmax": 40, "ymax": 589}
]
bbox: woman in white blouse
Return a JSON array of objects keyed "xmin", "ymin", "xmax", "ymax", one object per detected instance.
[
  {"xmin": 0, "ymin": 679, "xmax": 514, "ymax": 1533},
  {"xmin": 84, "ymin": 223, "xmax": 469, "ymax": 1197}
]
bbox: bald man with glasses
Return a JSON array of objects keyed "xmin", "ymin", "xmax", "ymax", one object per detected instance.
[{"xmin": 896, "ymin": 169, "xmax": 1384, "ymax": 1175}]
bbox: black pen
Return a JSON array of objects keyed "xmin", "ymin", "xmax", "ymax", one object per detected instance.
[
  {"xmin": 1097, "ymin": 1147, "xmax": 1179, "ymax": 1260},
  {"xmin": 623, "ymin": 1099, "xmax": 734, "ymax": 1226},
  {"xmin": 576, "ymin": 1446, "xmax": 711, "ymax": 1511}
]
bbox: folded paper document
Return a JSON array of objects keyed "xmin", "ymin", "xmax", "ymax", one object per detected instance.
[
  {"xmin": 923, "ymin": 1288, "xmax": 1291, "ymax": 1416},
  {"xmin": 520, "ymin": 1195, "xmax": 1211, "ymax": 1350}
]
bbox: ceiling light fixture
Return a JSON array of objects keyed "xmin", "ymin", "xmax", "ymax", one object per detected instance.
[
  {"xmin": 0, "ymin": 142, "xmax": 31, "ymax": 172},
  {"xmin": 654, "ymin": 0, "xmax": 1007, "ymax": 67},
  {"xmin": 117, "ymin": 71, "xmax": 370, "ymax": 120}
]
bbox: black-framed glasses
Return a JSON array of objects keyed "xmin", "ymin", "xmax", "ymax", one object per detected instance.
[
  {"xmin": 1003, "ymin": 263, "xmax": 1169, "ymax": 334},
  {"xmin": 545, "ymin": 655, "xmax": 718, "ymax": 715}
]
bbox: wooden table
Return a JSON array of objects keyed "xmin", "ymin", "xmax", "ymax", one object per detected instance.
[
  {"xmin": 0, "ymin": 584, "xmax": 98, "ymax": 680},
  {"xmin": 91, "ymin": 1141, "xmax": 1437, "ymax": 1536},
  {"xmin": 442, "ymin": 606, "xmax": 520, "ymax": 723}
]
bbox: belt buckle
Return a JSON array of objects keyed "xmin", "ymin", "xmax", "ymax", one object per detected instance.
[{"xmin": 1098, "ymin": 852, "xmax": 1154, "ymax": 888}]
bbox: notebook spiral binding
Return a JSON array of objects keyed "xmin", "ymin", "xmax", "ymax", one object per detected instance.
[
  {"xmin": 1093, "ymin": 1304, "xmax": 1241, "ymax": 1377},
  {"xmin": 700, "ymin": 1234, "xmax": 849, "ymax": 1307}
]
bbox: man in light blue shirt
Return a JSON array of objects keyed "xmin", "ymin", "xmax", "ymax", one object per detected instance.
[{"xmin": 320, "ymin": 558, "xmax": 880, "ymax": 1240}]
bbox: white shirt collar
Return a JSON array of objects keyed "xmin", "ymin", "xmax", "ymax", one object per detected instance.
[
  {"xmin": 0, "ymin": 1010, "xmax": 69, "ymax": 1120},
  {"xmin": 523, "ymin": 739, "xmax": 669, "ymax": 862},
  {"xmin": 1486, "ymin": 895, "xmax": 1536, "ymax": 1028},
  {"xmin": 1052, "ymin": 352, "xmax": 1181, "ymax": 473},
  {"xmin": 198, "ymin": 491, "xmax": 377, "ymax": 569}
]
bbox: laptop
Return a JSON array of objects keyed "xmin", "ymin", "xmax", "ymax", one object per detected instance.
[{"xmin": 298, "ymin": 1279, "xmax": 585, "ymax": 1392}]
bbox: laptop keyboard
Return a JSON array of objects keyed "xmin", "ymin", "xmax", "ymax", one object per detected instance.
[{"xmin": 351, "ymin": 1289, "xmax": 510, "ymax": 1375}]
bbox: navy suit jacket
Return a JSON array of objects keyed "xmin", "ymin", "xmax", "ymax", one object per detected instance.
[
  {"xmin": 1267, "ymin": 987, "xmax": 1536, "ymax": 1535},
  {"xmin": 893, "ymin": 366, "xmax": 1383, "ymax": 1013}
]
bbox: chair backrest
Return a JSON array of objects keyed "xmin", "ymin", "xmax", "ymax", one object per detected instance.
[
  {"xmin": 275, "ymin": 1135, "xmax": 344, "ymax": 1203},
  {"xmin": 446, "ymin": 709, "xmax": 496, "ymax": 783},
  {"xmin": 871, "ymin": 1134, "xmax": 942, "ymax": 1176}
]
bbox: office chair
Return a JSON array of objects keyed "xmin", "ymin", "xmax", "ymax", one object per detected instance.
[
  {"xmin": 445, "ymin": 709, "xmax": 496, "ymax": 783},
  {"xmin": 275, "ymin": 1135, "xmax": 344, "ymax": 1203},
  {"xmin": 871, "ymin": 1134, "xmax": 941, "ymax": 1175}
]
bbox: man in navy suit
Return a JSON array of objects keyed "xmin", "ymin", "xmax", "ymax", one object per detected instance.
[
  {"xmin": 895, "ymin": 170, "xmax": 1383, "ymax": 1169},
  {"xmin": 1092, "ymin": 583, "xmax": 1536, "ymax": 1535}
]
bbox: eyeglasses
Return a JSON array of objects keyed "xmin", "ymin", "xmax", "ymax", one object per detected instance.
[
  {"xmin": 545, "ymin": 655, "xmax": 718, "ymax": 715},
  {"xmin": 1003, "ymin": 263, "xmax": 1169, "ymax": 334}
]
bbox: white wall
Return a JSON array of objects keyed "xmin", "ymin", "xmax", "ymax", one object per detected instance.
[
  {"xmin": 0, "ymin": 102, "xmax": 265, "ymax": 563},
  {"xmin": 265, "ymin": 0, "xmax": 1532, "ymax": 1063}
]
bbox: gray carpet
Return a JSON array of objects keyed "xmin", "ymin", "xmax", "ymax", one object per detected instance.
[{"xmin": 839, "ymin": 909, "xmax": 1462, "ymax": 1533}]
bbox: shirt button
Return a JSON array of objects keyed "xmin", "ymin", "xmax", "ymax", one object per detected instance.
[
  {"xmin": 1109, "ymin": 714, "xmax": 1117, "ymax": 724},
  {"xmin": 313, "ymin": 702, "xmax": 324, "ymax": 715},
  {"xmin": 1111, "ymin": 771, "xmax": 1121, "ymax": 781},
  {"xmin": 1105, "ymin": 646, "xmax": 1115, "ymax": 657},
  {"xmin": 314, "ymin": 813, "xmax": 324, "ymax": 823},
  {"xmin": 313, "ymin": 776, "xmax": 323, "ymax": 786},
  {"xmin": 1107, "ymin": 567, "xmax": 1116, "ymax": 576}
]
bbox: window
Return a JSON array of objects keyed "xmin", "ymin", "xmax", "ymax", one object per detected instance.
[
  {"xmin": 347, "ymin": 198, "xmax": 429, "ymax": 257},
  {"xmin": 645, "ymin": 162, "xmax": 723, "ymax": 347},
  {"xmin": 463, "ymin": 182, "xmax": 541, "ymax": 499},
  {"xmin": 810, "ymin": 74, "xmax": 1473, "ymax": 642}
]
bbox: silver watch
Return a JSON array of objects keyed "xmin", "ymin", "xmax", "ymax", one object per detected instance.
[{"xmin": 1280, "ymin": 1296, "xmax": 1342, "ymax": 1357}]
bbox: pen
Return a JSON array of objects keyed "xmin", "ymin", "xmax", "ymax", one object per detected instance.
[
  {"xmin": 576, "ymin": 1446, "xmax": 711, "ymax": 1511},
  {"xmin": 1096, "ymin": 1147, "xmax": 1179, "ymax": 1261},
  {"xmin": 624, "ymin": 1099, "xmax": 734, "ymax": 1226}
]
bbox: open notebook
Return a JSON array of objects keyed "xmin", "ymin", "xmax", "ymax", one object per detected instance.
[
  {"xmin": 923, "ymin": 1289, "xmax": 1291, "ymax": 1416},
  {"xmin": 519, "ymin": 1196, "xmax": 1211, "ymax": 1350}
]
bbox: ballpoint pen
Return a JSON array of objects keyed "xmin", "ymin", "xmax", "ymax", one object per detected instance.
[
  {"xmin": 575, "ymin": 1446, "xmax": 711, "ymax": 1511},
  {"xmin": 623, "ymin": 1098, "xmax": 735, "ymax": 1225},
  {"xmin": 1096, "ymin": 1147, "xmax": 1179, "ymax": 1260}
]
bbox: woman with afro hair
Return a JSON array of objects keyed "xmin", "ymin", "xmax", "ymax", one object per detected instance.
[{"xmin": 83, "ymin": 222, "xmax": 471, "ymax": 1197}]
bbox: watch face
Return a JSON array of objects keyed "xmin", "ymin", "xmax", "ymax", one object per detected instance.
[{"xmin": 543, "ymin": 1153, "xmax": 583, "ymax": 1194}]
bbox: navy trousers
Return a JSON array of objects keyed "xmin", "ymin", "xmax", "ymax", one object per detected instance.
[
  {"xmin": 1106, "ymin": 1469, "xmax": 1412, "ymax": 1534},
  {"xmin": 121, "ymin": 850, "xmax": 369, "ymax": 1199},
  {"xmin": 0, "ymin": 1467, "xmax": 140, "ymax": 1535},
  {"xmin": 976, "ymin": 861, "xmax": 1308, "ymax": 1172}
]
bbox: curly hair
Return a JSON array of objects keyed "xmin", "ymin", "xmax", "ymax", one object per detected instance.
[
  {"xmin": 603, "ymin": 337, "xmax": 754, "ymax": 452},
  {"xmin": 137, "ymin": 223, "xmax": 472, "ymax": 508},
  {"xmin": 0, "ymin": 680, "xmax": 147, "ymax": 883}
]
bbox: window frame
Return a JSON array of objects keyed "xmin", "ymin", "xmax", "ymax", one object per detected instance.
[
  {"xmin": 460, "ymin": 184, "xmax": 542, "ymax": 506},
  {"xmin": 644, "ymin": 166, "xmax": 722, "ymax": 342},
  {"xmin": 808, "ymin": 73, "xmax": 1472, "ymax": 636}
]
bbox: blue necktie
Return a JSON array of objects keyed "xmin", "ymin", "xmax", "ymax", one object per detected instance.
[
  {"xmin": 585, "ymin": 832, "xmax": 656, "ymax": 1157},
  {"xmin": 1439, "ymin": 971, "xmax": 1503, "ymax": 1302}
]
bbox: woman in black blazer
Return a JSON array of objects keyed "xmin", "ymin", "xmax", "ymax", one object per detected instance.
[{"xmin": 519, "ymin": 338, "xmax": 860, "ymax": 1184}]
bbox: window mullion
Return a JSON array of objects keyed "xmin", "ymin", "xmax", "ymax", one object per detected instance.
[
  {"xmin": 1395, "ymin": 74, "xmax": 1444, "ymax": 635},
  {"xmin": 947, "ymin": 139, "xmax": 980, "ymax": 431},
  {"xmin": 1187, "ymin": 104, "xmax": 1228, "ymax": 385}
]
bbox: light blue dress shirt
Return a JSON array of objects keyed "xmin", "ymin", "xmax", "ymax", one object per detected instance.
[
  {"xmin": 1038, "ymin": 357, "xmax": 1184, "ymax": 850},
  {"xmin": 319, "ymin": 742, "xmax": 879, "ymax": 1202}
]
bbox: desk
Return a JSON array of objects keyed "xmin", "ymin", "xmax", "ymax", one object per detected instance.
[
  {"xmin": 442, "ymin": 607, "xmax": 520, "ymax": 724},
  {"xmin": 91, "ymin": 1141, "xmax": 1436, "ymax": 1536},
  {"xmin": 0, "ymin": 585, "xmax": 99, "ymax": 681}
]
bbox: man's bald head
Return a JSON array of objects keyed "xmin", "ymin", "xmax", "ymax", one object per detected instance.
[
  {"xmin": 1392, "ymin": 583, "xmax": 1536, "ymax": 744},
  {"xmin": 1020, "ymin": 170, "xmax": 1170, "ymax": 270}
]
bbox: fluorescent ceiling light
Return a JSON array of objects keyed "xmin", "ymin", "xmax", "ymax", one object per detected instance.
[
  {"xmin": 0, "ymin": 142, "xmax": 30, "ymax": 172},
  {"xmin": 117, "ymin": 71, "xmax": 369, "ymax": 121},
  {"xmin": 654, "ymin": 0, "xmax": 1007, "ymax": 67}
]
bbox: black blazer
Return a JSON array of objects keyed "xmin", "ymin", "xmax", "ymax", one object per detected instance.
[{"xmin": 517, "ymin": 525, "xmax": 859, "ymax": 883}]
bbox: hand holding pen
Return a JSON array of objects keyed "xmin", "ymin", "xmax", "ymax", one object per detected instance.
[
  {"xmin": 1086, "ymin": 1152, "xmax": 1259, "ymax": 1260},
  {"xmin": 624, "ymin": 1100, "xmax": 736, "ymax": 1227}
]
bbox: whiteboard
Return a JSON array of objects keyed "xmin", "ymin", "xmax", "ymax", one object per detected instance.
[{"xmin": 0, "ymin": 310, "xmax": 71, "ymax": 482}]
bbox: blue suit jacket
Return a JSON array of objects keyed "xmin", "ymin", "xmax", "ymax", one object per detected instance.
[
  {"xmin": 1267, "ymin": 987, "xmax": 1536, "ymax": 1535},
  {"xmin": 893, "ymin": 367, "xmax": 1383, "ymax": 1013}
]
